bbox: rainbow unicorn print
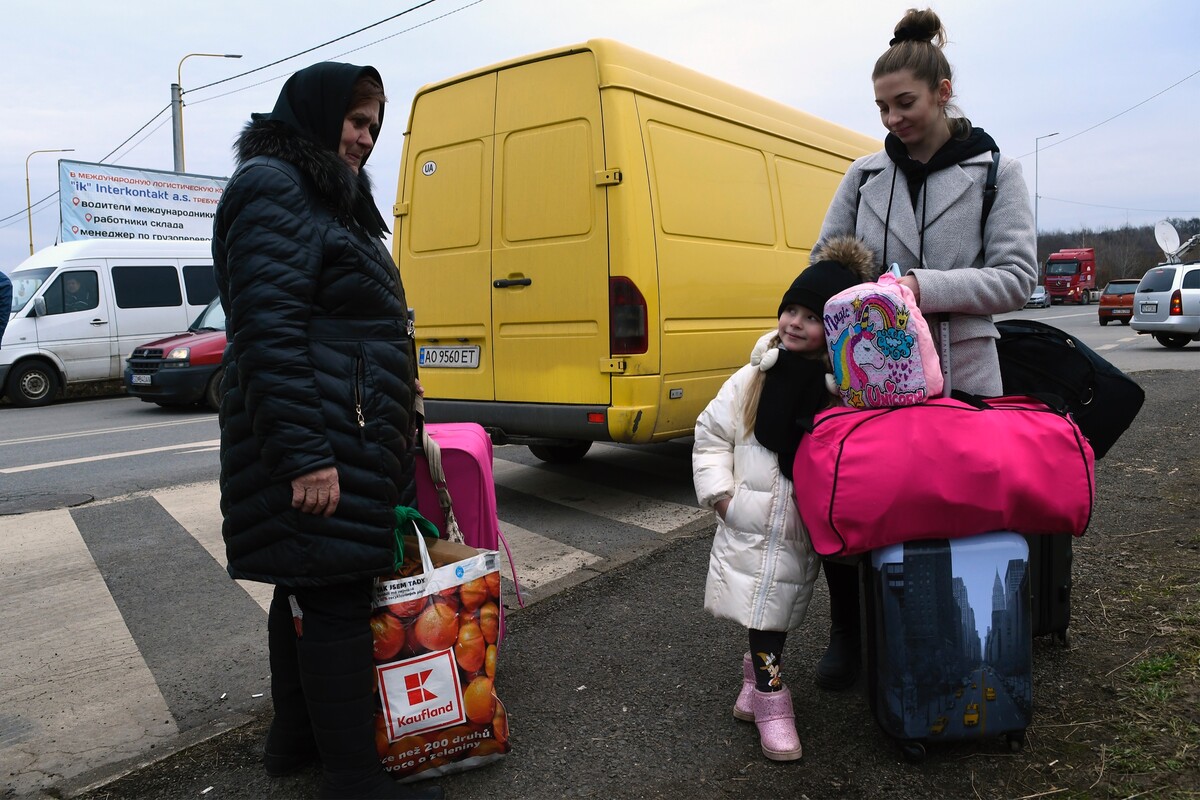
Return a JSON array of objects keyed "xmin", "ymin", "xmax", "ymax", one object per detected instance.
[{"xmin": 825, "ymin": 275, "xmax": 942, "ymax": 408}]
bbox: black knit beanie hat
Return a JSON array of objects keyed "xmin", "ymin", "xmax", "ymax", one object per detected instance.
[{"xmin": 777, "ymin": 260, "xmax": 862, "ymax": 319}]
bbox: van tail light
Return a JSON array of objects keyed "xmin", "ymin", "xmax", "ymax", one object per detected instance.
[
  {"xmin": 1170, "ymin": 289, "xmax": 1183, "ymax": 316},
  {"xmin": 609, "ymin": 277, "xmax": 648, "ymax": 354}
]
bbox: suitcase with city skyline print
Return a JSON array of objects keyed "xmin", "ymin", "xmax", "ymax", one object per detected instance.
[{"xmin": 864, "ymin": 532, "xmax": 1032, "ymax": 762}]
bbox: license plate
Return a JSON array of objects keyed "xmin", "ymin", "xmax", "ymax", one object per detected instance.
[
  {"xmin": 131, "ymin": 374, "xmax": 152, "ymax": 385},
  {"xmin": 418, "ymin": 345, "xmax": 480, "ymax": 368},
  {"xmin": 1112, "ymin": 309, "xmax": 1130, "ymax": 315},
  {"xmin": 1141, "ymin": 302, "xmax": 1158, "ymax": 314}
]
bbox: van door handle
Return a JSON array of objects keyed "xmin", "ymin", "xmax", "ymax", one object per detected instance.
[
  {"xmin": 493, "ymin": 278, "xmax": 532, "ymax": 288},
  {"xmin": 90, "ymin": 319, "xmax": 108, "ymax": 326}
]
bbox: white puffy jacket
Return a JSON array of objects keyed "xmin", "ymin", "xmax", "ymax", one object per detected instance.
[{"xmin": 693, "ymin": 343, "xmax": 822, "ymax": 632}]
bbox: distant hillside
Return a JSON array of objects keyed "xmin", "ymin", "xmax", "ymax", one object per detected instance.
[{"xmin": 1037, "ymin": 217, "xmax": 1200, "ymax": 285}]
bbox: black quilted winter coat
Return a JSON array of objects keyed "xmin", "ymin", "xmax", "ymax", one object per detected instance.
[{"xmin": 212, "ymin": 66, "xmax": 416, "ymax": 586}]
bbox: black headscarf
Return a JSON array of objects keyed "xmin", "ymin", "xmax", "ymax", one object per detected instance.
[{"xmin": 254, "ymin": 62, "xmax": 389, "ymax": 237}]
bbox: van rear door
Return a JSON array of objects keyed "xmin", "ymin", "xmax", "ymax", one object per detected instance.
[
  {"xmin": 490, "ymin": 52, "xmax": 611, "ymax": 405},
  {"xmin": 401, "ymin": 73, "xmax": 497, "ymax": 401}
]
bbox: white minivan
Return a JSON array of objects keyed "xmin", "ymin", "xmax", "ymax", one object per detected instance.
[{"xmin": 2, "ymin": 240, "xmax": 215, "ymax": 406}]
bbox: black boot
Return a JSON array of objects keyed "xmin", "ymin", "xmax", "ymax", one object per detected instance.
[
  {"xmin": 295, "ymin": 584, "xmax": 444, "ymax": 800},
  {"xmin": 264, "ymin": 588, "xmax": 318, "ymax": 776},
  {"xmin": 815, "ymin": 561, "xmax": 862, "ymax": 690}
]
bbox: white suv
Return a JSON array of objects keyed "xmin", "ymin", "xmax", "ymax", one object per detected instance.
[{"xmin": 1131, "ymin": 262, "xmax": 1200, "ymax": 348}]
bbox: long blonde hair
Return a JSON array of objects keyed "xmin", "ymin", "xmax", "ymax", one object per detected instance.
[{"xmin": 741, "ymin": 336, "xmax": 833, "ymax": 432}]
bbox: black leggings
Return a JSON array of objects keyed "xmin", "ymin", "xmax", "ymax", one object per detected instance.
[{"xmin": 748, "ymin": 628, "xmax": 788, "ymax": 691}]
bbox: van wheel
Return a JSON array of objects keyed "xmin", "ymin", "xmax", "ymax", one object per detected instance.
[
  {"xmin": 5, "ymin": 360, "xmax": 61, "ymax": 407},
  {"xmin": 1155, "ymin": 333, "xmax": 1190, "ymax": 349},
  {"xmin": 204, "ymin": 367, "xmax": 225, "ymax": 411},
  {"xmin": 529, "ymin": 441, "xmax": 592, "ymax": 464}
]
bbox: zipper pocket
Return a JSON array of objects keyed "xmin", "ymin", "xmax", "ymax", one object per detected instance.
[{"xmin": 353, "ymin": 355, "xmax": 366, "ymax": 441}]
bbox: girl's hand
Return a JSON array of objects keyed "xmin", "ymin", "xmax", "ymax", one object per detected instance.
[{"xmin": 714, "ymin": 497, "xmax": 730, "ymax": 521}]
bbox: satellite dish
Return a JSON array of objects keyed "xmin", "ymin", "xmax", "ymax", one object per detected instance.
[{"xmin": 1155, "ymin": 220, "xmax": 1180, "ymax": 256}]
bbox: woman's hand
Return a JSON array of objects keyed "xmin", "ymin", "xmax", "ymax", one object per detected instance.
[{"xmin": 292, "ymin": 466, "xmax": 341, "ymax": 517}]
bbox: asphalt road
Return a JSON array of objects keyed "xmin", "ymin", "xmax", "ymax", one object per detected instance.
[
  {"xmin": 1, "ymin": 306, "xmax": 1193, "ymax": 799},
  {"xmin": 45, "ymin": 367, "xmax": 1197, "ymax": 800}
]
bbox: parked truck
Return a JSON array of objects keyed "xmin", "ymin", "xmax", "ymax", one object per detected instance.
[{"xmin": 1044, "ymin": 247, "xmax": 1099, "ymax": 305}]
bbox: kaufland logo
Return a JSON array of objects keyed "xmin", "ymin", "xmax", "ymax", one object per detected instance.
[
  {"xmin": 405, "ymin": 669, "xmax": 437, "ymax": 705},
  {"xmin": 378, "ymin": 649, "xmax": 464, "ymax": 739}
]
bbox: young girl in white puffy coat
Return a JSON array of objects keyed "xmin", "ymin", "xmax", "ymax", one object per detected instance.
[{"xmin": 692, "ymin": 236, "xmax": 875, "ymax": 761}]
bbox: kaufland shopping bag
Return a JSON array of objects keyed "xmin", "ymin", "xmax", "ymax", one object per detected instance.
[{"xmin": 372, "ymin": 526, "xmax": 510, "ymax": 782}]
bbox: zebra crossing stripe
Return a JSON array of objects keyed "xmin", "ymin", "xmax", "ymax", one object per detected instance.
[
  {"xmin": 495, "ymin": 520, "xmax": 602, "ymax": 590},
  {"xmin": 153, "ymin": 482, "xmax": 273, "ymax": 614},
  {"xmin": 0, "ymin": 508, "xmax": 177, "ymax": 798},
  {"xmin": 491, "ymin": 459, "xmax": 707, "ymax": 534}
]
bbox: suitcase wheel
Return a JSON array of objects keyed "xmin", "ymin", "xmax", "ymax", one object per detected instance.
[
  {"xmin": 901, "ymin": 742, "xmax": 926, "ymax": 763},
  {"xmin": 1054, "ymin": 629, "xmax": 1072, "ymax": 647},
  {"xmin": 1007, "ymin": 731, "xmax": 1026, "ymax": 753}
]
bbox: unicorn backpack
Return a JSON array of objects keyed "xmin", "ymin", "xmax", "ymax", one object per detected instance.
[{"xmin": 824, "ymin": 273, "xmax": 941, "ymax": 408}]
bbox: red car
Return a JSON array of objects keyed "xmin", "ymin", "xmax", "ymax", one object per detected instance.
[
  {"xmin": 1098, "ymin": 279, "xmax": 1140, "ymax": 326},
  {"xmin": 125, "ymin": 298, "xmax": 227, "ymax": 409}
]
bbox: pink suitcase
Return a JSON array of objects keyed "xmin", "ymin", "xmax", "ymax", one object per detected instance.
[
  {"xmin": 414, "ymin": 422, "xmax": 501, "ymax": 550},
  {"xmin": 413, "ymin": 421, "xmax": 524, "ymax": 619}
]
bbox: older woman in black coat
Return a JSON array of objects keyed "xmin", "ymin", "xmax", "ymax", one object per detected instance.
[{"xmin": 212, "ymin": 62, "xmax": 442, "ymax": 800}]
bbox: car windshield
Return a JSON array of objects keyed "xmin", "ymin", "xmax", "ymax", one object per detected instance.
[
  {"xmin": 189, "ymin": 298, "xmax": 227, "ymax": 332},
  {"xmin": 1104, "ymin": 282, "xmax": 1138, "ymax": 295},
  {"xmin": 1046, "ymin": 261, "xmax": 1080, "ymax": 276},
  {"xmin": 8, "ymin": 267, "xmax": 55, "ymax": 315},
  {"xmin": 1138, "ymin": 268, "xmax": 1176, "ymax": 293}
]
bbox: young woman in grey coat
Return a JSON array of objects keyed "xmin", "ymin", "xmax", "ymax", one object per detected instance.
[{"xmin": 809, "ymin": 7, "xmax": 1038, "ymax": 691}]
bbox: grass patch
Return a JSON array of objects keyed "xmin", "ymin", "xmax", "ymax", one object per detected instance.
[{"xmin": 1129, "ymin": 653, "xmax": 1179, "ymax": 683}]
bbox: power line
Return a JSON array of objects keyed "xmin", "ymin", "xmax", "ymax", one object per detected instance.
[
  {"xmin": 3, "ymin": 0, "xmax": 475, "ymax": 229},
  {"xmin": 188, "ymin": 1, "xmax": 484, "ymax": 111},
  {"xmin": 187, "ymin": 0, "xmax": 441, "ymax": 95},
  {"xmin": 1040, "ymin": 195, "xmax": 1200, "ymax": 215},
  {"xmin": 1016, "ymin": 65, "xmax": 1200, "ymax": 159}
]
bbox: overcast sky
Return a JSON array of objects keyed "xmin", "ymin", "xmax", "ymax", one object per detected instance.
[{"xmin": 3, "ymin": 0, "xmax": 1198, "ymax": 272}]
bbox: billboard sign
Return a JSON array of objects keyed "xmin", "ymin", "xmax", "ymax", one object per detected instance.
[{"xmin": 58, "ymin": 160, "xmax": 227, "ymax": 244}]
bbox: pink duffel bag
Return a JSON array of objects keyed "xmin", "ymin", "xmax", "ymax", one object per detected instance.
[{"xmin": 793, "ymin": 394, "xmax": 1095, "ymax": 557}]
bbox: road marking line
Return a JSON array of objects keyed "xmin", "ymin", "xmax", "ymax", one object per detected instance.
[
  {"xmin": 0, "ymin": 417, "xmax": 213, "ymax": 448},
  {"xmin": 0, "ymin": 508, "xmax": 178, "ymax": 797},
  {"xmin": 0, "ymin": 439, "xmax": 221, "ymax": 473},
  {"xmin": 496, "ymin": 521, "xmax": 601, "ymax": 589},
  {"xmin": 153, "ymin": 483, "xmax": 273, "ymax": 614},
  {"xmin": 491, "ymin": 458, "xmax": 707, "ymax": 533}
]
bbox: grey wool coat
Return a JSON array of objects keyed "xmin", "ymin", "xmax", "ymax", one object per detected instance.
[{"xmin": 813, "ymin": 148, "xmax": 1038, "ymax": 395}]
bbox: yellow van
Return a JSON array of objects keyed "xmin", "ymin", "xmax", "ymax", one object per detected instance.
[{"xmin": 394, "ymin": 39, "xmax": 876, "ymax": 461}]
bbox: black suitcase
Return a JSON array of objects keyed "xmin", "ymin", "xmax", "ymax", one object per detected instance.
[
  {"xmin": 995, "ymin": 319, "xmax": 1145, "ymax": 459},
  {"xmin": 1025, "ymin": 533, "xmax": 1073, "ymax": 644},
  {"xmin": 864, "ymin": 533, "xmax": 1031, "ymax": 761}
]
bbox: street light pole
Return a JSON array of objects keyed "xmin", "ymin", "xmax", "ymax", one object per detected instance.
[
  {"xmin": 1034, "ymin": 131, "xmax": 1059, "ymax": 269},
  {"xmin": 171, "ymin": 52, "xmax": 242, "ymax": 173},
  {"xmin": 26, "ymin": 148, "xmax": 75, "ymax": 256}
]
